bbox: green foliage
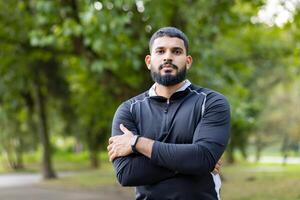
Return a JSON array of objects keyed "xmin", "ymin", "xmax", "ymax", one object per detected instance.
[{"xmin": 1, "ymin": 0, "xmax": 300, "ymax": 169}]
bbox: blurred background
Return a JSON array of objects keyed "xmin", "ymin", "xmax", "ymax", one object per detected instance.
[{"xmin": 0, "ymin": 0, "xmax": 299, "ymax": 199}]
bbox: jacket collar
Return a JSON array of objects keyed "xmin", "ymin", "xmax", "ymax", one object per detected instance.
[{"xmin": 148, "ymin": 80, "xmax": 191, "ymax": 97}]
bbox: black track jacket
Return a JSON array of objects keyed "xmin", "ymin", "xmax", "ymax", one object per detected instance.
[{"xmin": 111, "ymin": 80, "xmax": 231, "ymax": 200}]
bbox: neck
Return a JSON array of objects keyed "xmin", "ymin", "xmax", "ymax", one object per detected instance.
[{"xmin": 155, "ymin": 81, "xmax": 185, "ymax": 99}]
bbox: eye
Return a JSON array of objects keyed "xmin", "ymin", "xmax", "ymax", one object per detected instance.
[
  {"xmin": 174, "ymin": 49, "xmax": 182, "ymax": 55},
  {"xmin": 156, "ymin": 49, "xmax": 165, "ymax": 54}
]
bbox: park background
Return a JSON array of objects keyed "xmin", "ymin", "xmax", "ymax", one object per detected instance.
[{"xmin": 0, "ymin": 0, "xmax": 300, "ymax": 199}]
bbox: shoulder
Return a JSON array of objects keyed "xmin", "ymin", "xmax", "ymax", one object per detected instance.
[
  {"xmin": 127, "ymin": 91, "xmax": 149, "ymax": 105},
  {"xmin": 190, "ymin": 84, "xmax": 230, "ymax": 110},
  {"xmin": 117, "ymin": 91, "xmax": 150, "ymax": 113}
]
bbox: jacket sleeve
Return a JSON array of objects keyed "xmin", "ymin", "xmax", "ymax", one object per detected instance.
[
  {"xmin": 150, "ymin": 93, "xmax": 231, "ymax": 175},
  {"xmin": 111, "ymin": 101, "xmax": 176, "ymax": 186}
]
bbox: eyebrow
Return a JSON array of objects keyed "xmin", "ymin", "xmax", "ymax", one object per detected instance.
[{"xmin": 154, "ymin": 46, "xmax": 184, "ymax": 51}]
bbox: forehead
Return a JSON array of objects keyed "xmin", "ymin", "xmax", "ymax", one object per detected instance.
[{"xmin": 152, "ymin": 36, "xmax": 185, "ymax": 51}]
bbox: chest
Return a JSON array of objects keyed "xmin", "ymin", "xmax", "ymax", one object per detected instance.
[{"xmin": 133, "ymin": 96, "xmax": 204, "ymax": 143}]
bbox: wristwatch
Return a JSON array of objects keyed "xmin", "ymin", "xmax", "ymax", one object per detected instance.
[{"xmin": 131, "ymin": 135, "xmax": 140, "ymax": 154}]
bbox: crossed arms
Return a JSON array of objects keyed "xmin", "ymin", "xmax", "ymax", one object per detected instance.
[{"xmin": 108, "ymin": 94, "xmax": 230, "ymax": 186}]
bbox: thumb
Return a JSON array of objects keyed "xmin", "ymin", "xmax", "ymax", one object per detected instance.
[{"xmin": 120, "ymin": 124, "xmax": 129, "ymax": 133}]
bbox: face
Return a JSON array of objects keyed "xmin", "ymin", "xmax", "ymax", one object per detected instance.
[{"xmin": 145, "ymin": 36, "xmax": 192, "ymax": 86}]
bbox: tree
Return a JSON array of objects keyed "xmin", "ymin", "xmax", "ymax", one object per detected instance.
[
  {"xmin": 1, "ymin": 0, "xmax": 300, "ymax": 169},
  {"xmin": 0, "ymin": 0, "xmax": 71, "ymax": 178}
]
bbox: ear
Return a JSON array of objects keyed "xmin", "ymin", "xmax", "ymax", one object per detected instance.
[
  {"xmin": 145, "ymin": 55, "xmax": 151, "ymax": 70},
  {"xmin": 186, "ymin": 55, "xmax": 193, "ymax": 70}
]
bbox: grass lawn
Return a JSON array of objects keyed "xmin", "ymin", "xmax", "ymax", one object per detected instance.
[
  {"xmin": 0, "ymin": 151, "xmax": 94, "ymax": 173},
  {"xmin": 42, "ymin": 160, "xmax": 300, "ymax": 200},
  {"xmin": 41, "ymin": 162, "xmax": 117, "ymax": 189},
  {"xmin": 1, "ymin": 152, "xmax": 300, "ymax": 199},
  {"xmin": 221, "ymin": 163, "xmax": 300, "ymax": 200}
]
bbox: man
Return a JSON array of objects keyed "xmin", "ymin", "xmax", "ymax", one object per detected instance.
[{"xmin": 107, "ymin": 27, "xmax": 230, "ymax": 200}]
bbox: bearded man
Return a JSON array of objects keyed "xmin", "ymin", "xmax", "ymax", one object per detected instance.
[{"xmin": 107, "ymin": 27, "xmax": 230, "ymax": 200}]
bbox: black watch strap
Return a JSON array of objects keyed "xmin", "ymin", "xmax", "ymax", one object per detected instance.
[{"xmin": 131, "ymin": 135, "xmax": 141, "ymax": 154}]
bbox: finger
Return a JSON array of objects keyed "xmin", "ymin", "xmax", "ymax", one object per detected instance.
[
  {"xmin": 108, "ymin": 151, "xmax": 113, "ymax": 159},
  {"xmin": 108, "ymin": 150, "xmax": 112, "ymax": 161},
  {"xmin": 108, "ymin": 145, "xmax": 115, "ymax": 155},
  {"xmin": 212, "ymin": 169, "xmax": 219, "ymax": 175},
  {"xmin": 107, "ymin": 144, "xmax": 112, "ymax": 151},
  {"xmin": 212, "ymin": 165, "xmax": 220, "ymax": 174},
  {"xmin": 109, "ymin": 137, "xmax": 114, "ymax": 144},
  {"xmin": 108, "ymin": 150, "xmax": 114, "ymax": 160},
  {"xmin": 110, "ymin": 152, "xmax": 117, "ymax": 162},
  {"xmin": 120, "ymin": 124, "xmax": 129, "ymax": 134},
  {"xmin": 215, "ymin": 163, "xmax": 221, "ymax": 169}
]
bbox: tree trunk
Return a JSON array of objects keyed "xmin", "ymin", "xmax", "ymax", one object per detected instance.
[
  {"xmin": 281, "ymin": 135, "xmax": 289, "ymax": 166},
  {"xmin": 5, "ymin": 125, "xmax": 25, "ymax": 170},
  {"xmin": 34, "ymin": 82, "xmax": 56, "ymax": 179},
  {"xmin": 89, "ymin": 150, "xmax": 99, "ymax": 168},
  {"xmin": 5, "ymin": 148, "xmax": 16, "ymax": 169},
  {"xmin": 15, "ymin": 137, "xmax": 24, "ymax": 169},
  {"xmin": 255, "ymin": 134, "xmax": 263, "ymax": 163},
  {"xmin": 226, "ymin": 142, "xmax": 235, "ymax": 164},
  {"xmin": 86, "ymin": 120, "xmax": 100, "ymax": 169}
]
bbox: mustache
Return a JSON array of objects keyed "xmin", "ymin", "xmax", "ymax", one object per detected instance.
[{"xmin": 159, "ymin": 61, "xmax": 178, "ymax": 70}]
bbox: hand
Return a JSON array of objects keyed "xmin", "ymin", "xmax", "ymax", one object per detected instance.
[
  {"xmin": 107, "ymin": 124, "xmax": 134, "ymax": 162},
  {"xmin": 212, "ymin": 159, "xmax": 222, "ymax": 175}
]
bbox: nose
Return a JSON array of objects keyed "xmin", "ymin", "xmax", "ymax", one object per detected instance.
[{"xmin": 163, "ymin": 50, "xmax": 173, "ymax": 62}]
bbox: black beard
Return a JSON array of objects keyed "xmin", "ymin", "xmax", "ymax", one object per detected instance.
[{"xmin": 150, "ymin": 64, "xmax": 187, "ymax": 86}]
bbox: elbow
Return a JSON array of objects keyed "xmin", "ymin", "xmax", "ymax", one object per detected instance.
[
  {"xmin": 117, "ymin": 174, "xmax": 131, "ymax": 186},
  {"xmin": 114, "ymin": 157, "xmax": 140, "ymax": 186},
  {"xmin": 203, "ymin": 152, "xmax": 218, "ymax": 174},
  {"xmin": 197, "ymin": 144, "xmax": 224, "ymax": 174},
  {"xmin": 193, "ymin": 161, "xmax": 215, "ymax": 176},
  {"xmin": 195, "ymin": 162, "xmax": 215, "ymax": 175},
  {"xmin": 116, "ymin": 172, "xmax": 136, "ymax": 186},
  {"xmin": 192, "ymin": 149, "xmax": 218, "ymax": 175}
]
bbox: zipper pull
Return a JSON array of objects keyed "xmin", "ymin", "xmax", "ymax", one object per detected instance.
[{"xmin": 164, "ymin": 99, "xmax": 170, "ymax": 113}]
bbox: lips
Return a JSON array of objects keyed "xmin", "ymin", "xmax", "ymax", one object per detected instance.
[
  {"xmin": 160, "ymin": 63, "xmax": 176, "ymax": 69},
  {"xmin": 162, "ymin": 66, "xmax": 174, "ymax": 74},
  {"xmin": 158, "ymin": 62, "xmax": 178, "ymax": 73},
  {"xmin": 163, "ymin": 64, "xmax": 174, "ymax": 69}
]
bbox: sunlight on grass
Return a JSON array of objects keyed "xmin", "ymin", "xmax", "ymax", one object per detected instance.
[
  {"xmin": 40, "ymin": 158, "xmax": 300, "ymax": 200},
  {"xmin": 1, "ymin": 151, "xmax": 300, "ymax": 199},
  {"xmin": 221, "ymin": 163, "xmax": 300, "ymax": 200},
  {"xmin": 41, "ymin": 162, "xmax": 117, "ymax": 189}
]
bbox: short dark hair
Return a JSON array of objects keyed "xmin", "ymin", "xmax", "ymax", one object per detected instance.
[{"xmin": 149, "ymin": 27, "xmax": 189, "ymax": 54}]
